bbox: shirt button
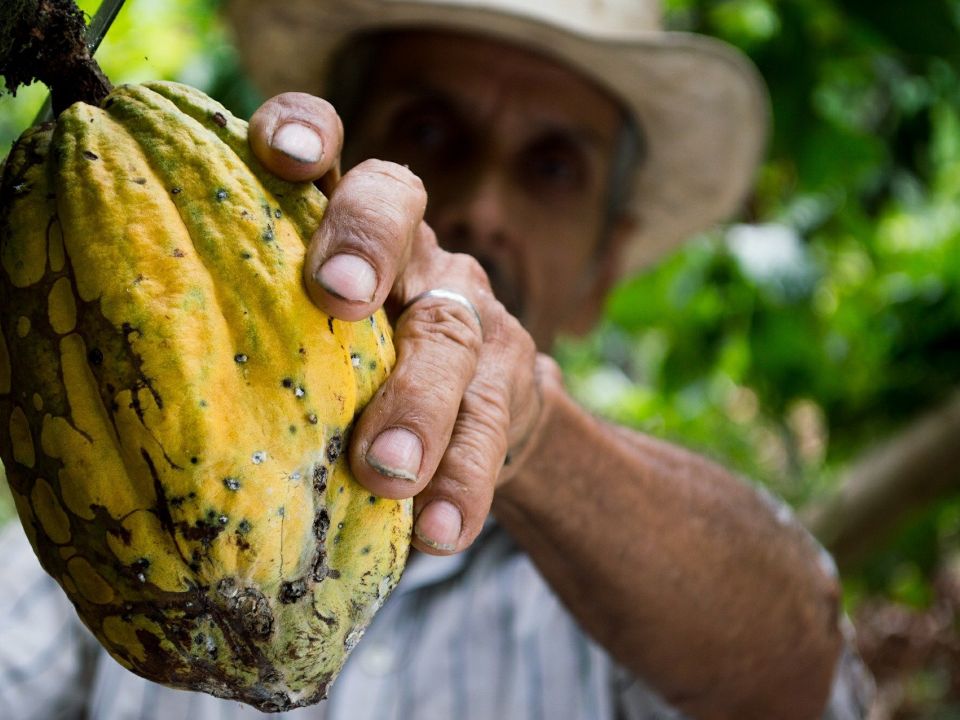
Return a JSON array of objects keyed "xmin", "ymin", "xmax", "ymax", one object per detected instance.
[{"xmin": 360, "ymin": 643, "xmax": 397, "ymax": 676}]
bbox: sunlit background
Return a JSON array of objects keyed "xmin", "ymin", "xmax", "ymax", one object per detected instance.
[{"xmin": 3, "ymin": 0, "xmax": 960, "ymax": 716}]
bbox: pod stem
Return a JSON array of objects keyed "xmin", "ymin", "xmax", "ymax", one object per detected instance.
[{"xmin": 0, "ymin": 0, "xmax": 112, "ymax": 115}]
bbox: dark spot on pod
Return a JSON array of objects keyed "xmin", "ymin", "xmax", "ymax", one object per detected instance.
[
  {"xmin": 327, "ymin": 317, "xmax": 335, "ymax": 333},
  {"xmin": 289, "ymin": 425, "xmax": 297, "ymax": 434},
  {"xmin": 218, "ymin": 515, "xmax": 229, "ymax": 525},
  {"xmin": 131, "ymin": 557, "xmax": 150, "ymax": 583},
  {"xmin": 327, "ymin": 568, "xmax": 341, "ymax": 579},
  {"xmin": 133, "ymin": 177, "xmax": 147, "ymax": 185},
  {"xmin": 360, "ymin": 545, "xmax": 371, "ymax": 555},
  {"xmin": 306, "ymin": 413, "xmax": 318, "ymax": 425},
  {"xmin": 368, "ymin": 360, "xmax": 377, "ymax": 371},
  {"xmin": 87, "ymin": 348, "xmax": 104, "ymax": 365},
  {"xmin": 281, "ymin": 378, "xmax": 294, "ymax": 388},
  {"xmin": 172, "ymin": 248, "xmax": 185, "ymax": 258},
  {"xmin": 223, "ymin": 477, "xmax": 241, "ymax": 491},
  {"xmin": 279, "ymin": 578, "xmax": 308, "ymax": 604},
  {"xmin": 199, "ymin": 399, "xmax": 208, "ymax": 408},
  {"xmin": 274, "ymin": 208, "xmax": 282, "ymax": 219},
  {"xmin": 169, "ymin": 495, "xmax": 185, "ymax": 508},
  {"xmin": 258, "ymin": 693, "xmax": 293, "ymax": 713},
  {"xmin": 171, "ymin": 187, "xmax": 182, "ymax": 195},
  {"xmin": 313, "ymin": 509, "xmax": 330, "ymax": 541},
  {"xmin": 218, "ymin": 577, "xmax": 239, "ymax": 598},
  {"xmin": 83, "ymin": 150, "xmax": 99, "ymax": 160},
  {"xmin": 368, "ymin": 495, "xmax": 377, "ymax": 504},
  {"xmin": 277, "ymin": 506, "xmax": 285, "ymax": 517},
  {"xmin": 234, "ymin": 353, "xmax": 248, "ymax": 364},
  {"xmin": 339, "ymin": 485, "xmax": 344, "ymax": 494},
  {"xmin": 105, "ymin": 98, "xmax": 115, "ymax": 108},
  {"xmin": 240, "ymin": 251, "xmax": 252, "ymax": 260},
  {"xmin": 188, "ymin": 492, "xmax": 197, "ymax": 499},
  {"xmin": 326, "ymin": 434, "xmax": 342, "ymax": 463},
  {"xmin": 262, "ymin": 227, "xmax": 274, "ymax": 242},
  {"xmin": 216, "ymin": 189, "xmax": 228, "ymax": 201},
  {"xmin": 313, "ymin": 557, "xmax": 329, "ymax": 582},
  {"xmin": 313, "ymin": 465, "xmax": 327, "ymax": 493},
  {"xmin": 190, "ymin": 456, "xmax": 199, "ymax": 465},
  {"xmin": 234, "ymin": 588, "xmax": 273, "ymax": 638},
  {"xmin": 212, "ymin": 111, "xmax": 227, "ymax": 127}
]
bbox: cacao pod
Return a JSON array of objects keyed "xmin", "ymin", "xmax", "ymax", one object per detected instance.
[{"xmin": 0, "ymin": 81, "xmax": 412, "ymax": 711}]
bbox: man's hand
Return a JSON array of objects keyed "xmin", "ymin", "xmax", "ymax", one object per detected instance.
[{"xmin": 249, "ymin": 93, "xmax": 547, "ymax": 556}]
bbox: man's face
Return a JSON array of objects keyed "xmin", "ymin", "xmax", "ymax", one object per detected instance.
[{"xmin": 343, "ymin": 32, "xmax": 630, "ymax": 349}]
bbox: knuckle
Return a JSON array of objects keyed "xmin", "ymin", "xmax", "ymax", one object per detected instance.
[
  {"xmin": 401, "ymin": 302, "xmax": 484, "ymax": 356},
  {"xmin": 355, "ymin": 159, "xmax": 427, "ymax": 200}
]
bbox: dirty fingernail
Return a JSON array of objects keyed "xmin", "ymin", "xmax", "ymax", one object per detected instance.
[
  {"xmin": 415, "ymin": 500, "xmax": 462, "ymax": 552},
  {"xmin": 366, "ymin": 427, "xmax": 422, "ymax": 482},
  {"xmin": 271, "ymin": 122, "xmax": 323, "ymax": 164},
  {"xmin": 315, "ymin": 254, "xmax": 377, "ymax": 304}
]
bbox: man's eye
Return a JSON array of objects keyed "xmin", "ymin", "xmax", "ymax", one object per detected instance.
[
  {"xmin": 522, "ymin": 141, "xmax": 586, "ymax": 191},
  {"xmin": 391, "ymin": 104, "xmax": 456, "ymax": 155},
  {"xmin": 405, "ymin": 114, "xmax": 449, "ymax": 150}
]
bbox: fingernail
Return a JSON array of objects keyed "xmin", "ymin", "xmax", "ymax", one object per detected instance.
[
  {"xmin": 315, "ymin": 254, "xmax": 377, "ymax": 304},
  {"xmin": 415, "ymin": 500, "xmax": 462, "ymax": 552},
  {"xmin": 366, "ymin": 427, "xmax": 422, "ymax": 482},
  {"xmin": 271, "ymin": 122, "xmax": 323, "ymax": 164}
]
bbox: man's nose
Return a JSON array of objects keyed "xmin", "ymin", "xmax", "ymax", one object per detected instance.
[{"xmin": 429, "ymin": 170, "xmax": 511, "ymax": 254}]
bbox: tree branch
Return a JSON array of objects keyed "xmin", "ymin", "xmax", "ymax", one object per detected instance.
[{"xmin": 801, "ymin": 389, "xmax": 960, "ymax": 569}]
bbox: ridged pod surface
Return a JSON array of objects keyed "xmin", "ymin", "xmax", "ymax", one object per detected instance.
[{"xmin": 0, "ymin": 81, "xmax": 412, "ymax": 711}]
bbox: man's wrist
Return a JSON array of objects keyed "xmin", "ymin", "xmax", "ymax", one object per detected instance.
[{"xmin": 496, "ymin": 354, "xmax": 569, "ymax": 497}]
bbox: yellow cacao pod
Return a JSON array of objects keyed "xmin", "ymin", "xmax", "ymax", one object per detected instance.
[{"xmin": 0, "ymin": 81, "xmax": 412, "ymax": 711}]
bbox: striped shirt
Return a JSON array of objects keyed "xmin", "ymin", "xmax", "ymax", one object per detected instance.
[{"xmin": 0, "ymin": 519, "xmax": 873, "ymax": 720}]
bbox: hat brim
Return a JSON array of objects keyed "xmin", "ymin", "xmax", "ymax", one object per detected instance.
[{"xmin": 226, "ymin": 0, "xmax": 769, "ymax": 274}]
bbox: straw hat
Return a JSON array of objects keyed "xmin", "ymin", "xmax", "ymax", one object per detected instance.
[{"xmin": 225, "ymin": 0, "xmax": 769, "ymax": 273}]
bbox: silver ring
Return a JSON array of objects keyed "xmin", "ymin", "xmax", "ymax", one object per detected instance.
[{"xmin": 404, "ymin": 288, "xmax": 483, "ymax": 335}]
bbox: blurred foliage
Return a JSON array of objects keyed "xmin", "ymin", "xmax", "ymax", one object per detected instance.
[
  {"xmin": 562, "ymin": 0, "xmax": 960, "ymax": 577},
  {"xmin": 2, "ymin": 0, "xmax": 960, "ymax": 710},
  {"xmin": 559, "ymin": 0, "xmax": 960, "ymax": 711}
]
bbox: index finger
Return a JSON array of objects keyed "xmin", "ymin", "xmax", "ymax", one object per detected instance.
[{"xmin": 248, "ymin": 92, "xmax": 344, "ymax": 185}]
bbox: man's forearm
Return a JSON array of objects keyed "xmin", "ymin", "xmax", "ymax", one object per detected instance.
[{"xmin": 492, "ymin": 370, "xmax": 843, "ymax": 720}]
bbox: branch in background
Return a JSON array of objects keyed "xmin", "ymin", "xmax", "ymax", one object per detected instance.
[{"xmin": 801, "ymin": 389, "xmax": 960, "ymax": 570}]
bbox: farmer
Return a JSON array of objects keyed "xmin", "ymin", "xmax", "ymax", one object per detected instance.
[{"xmin": 0, "ymin": 0, "xmax": 873, "ymax": 718}]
